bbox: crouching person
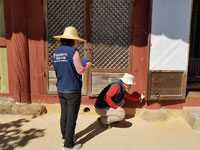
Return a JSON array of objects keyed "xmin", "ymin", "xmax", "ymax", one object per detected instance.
[{"xmin": 94, "ymin": 73, "xmax": 144, "ymax": 129}]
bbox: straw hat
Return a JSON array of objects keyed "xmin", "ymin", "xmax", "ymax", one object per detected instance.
[
  {"xmin": 53, "ymin": 26, "xmax": 86, "ymax": 42},
  {"xmin": 120, "ymin": 73, "xmax": 136, "ymax": 85}
]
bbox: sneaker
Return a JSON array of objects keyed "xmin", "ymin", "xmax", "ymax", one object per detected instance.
[
  {"xmin": 62, "ymin": 138, "xmax": 77, "ymax": 147},
  {"xmin": 73, "ymin": 143, "xmax": 82, "ymax": 149},
  {"xmin": 97, "ymin": 117, "xmax": 111, "ymax": 129},
  {"xmin": 62, "ymin": 143, "xmax": 82, "ymax": 150},
  {"xmin": 62, "ymin": 139, "xmax": 65, "ymax": 147}
]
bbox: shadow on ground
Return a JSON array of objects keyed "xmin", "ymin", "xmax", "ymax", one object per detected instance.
[
  {"xmin": 75, "ymin": 117, "xmax": 133, "ymax": 144},
  {"xmin": 0, "ymin": 117, "xmax": 45, "ymax": 150}
]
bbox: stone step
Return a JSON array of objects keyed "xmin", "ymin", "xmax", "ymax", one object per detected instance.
[
  {"xmin": 183, "ymin": 107, "xmax": 200, "ymax": 130},
  {"xmin": 0, "ymin": 102, "xmax": 47, "ymax": 116}
]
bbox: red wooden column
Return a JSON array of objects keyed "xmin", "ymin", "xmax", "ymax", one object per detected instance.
[
  {"xmin": 27, "ymin": 0, "xmax": 45, "ymax": 96},
  {"xmin": 132, "ymin": 0, "xmax": 150, "ymax": 94},
  {"xmin": 8, "ymin": 0, "xmax": 31, "ymax": 103}
]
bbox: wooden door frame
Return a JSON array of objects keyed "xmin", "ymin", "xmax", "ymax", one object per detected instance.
[
  {"xmin": 146, "ymin": 0, "xmax": 191, "ymax": 100},
  {"xmin": 85, "ymin": 0, "xmax": 134, "ymax": 96},
  {"xmin": 43, "ymin": 0, "xmax": 49, "ymax": 94},
  {"xmin": 146, "ymin": 0, "xmax": 153, "ymax": 100},
  {"xmin": 83, "ymin": 0, "xmax": 92, "ymax": 95}
]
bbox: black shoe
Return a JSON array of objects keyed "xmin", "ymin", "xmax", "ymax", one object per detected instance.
[{"xmin": 97, "ymin": 117, "xmax": 111, "ymax": 129}]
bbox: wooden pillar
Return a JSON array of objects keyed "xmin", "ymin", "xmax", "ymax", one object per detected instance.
[
  {"xmin": 27, "ymin": 0, "xmax": 45, "ymax": 96},
  {"xmin": 8, "ymin": 0, "xmax": 31, "ymax": 103},
  {"xmin": 132, "ymin": 0, "xmax": 150, "ymax": 93}
]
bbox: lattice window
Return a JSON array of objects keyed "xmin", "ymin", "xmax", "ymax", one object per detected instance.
[
  {"xmin": 46, "ymin": 0, "xmax": 84, "ymax": 66},
  {"xmin": 91, "ymin": 0, "xmax": 130, "ymax": 69}
]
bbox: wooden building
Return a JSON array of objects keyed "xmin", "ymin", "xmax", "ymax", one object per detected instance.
[{"xmin": 0, "ymin": 0, "xmax": 200, "ymax": 109}]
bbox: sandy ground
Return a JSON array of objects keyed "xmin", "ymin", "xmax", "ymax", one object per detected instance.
[{"xmin": 0, "ymin": 112, "xmax": 200, "ymax": 150}]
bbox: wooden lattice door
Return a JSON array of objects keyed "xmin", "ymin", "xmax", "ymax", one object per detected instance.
[
  {"xmin": 45, "ymin": 0, "xmax": 85, "ymax": 94},
  {"xmin": 87, "ymin": 0, "xmax": 134, "ymax": 95},
  {"xmin": 45, "ymin": 0, "xmax": 134, "ymax": 95}
]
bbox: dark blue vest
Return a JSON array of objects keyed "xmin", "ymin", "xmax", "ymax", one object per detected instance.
[
  {"xmin": 53, "ymin": 45, "xmax": 82, "ymax": 92},
  {"xmin": 95, "ymin": 80, "xmax": 126, "ymax": 108}
]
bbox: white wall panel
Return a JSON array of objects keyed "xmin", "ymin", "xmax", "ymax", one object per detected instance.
[{"xmin": 149, "ymin": 0, "xmax": 192, "ymax": 70}]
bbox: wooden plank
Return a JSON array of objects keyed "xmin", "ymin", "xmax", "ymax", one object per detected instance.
[
  {"xmin": 48, "ymin": 71, "xmax": 124, "ymax": 95},
  {"xmin": 149, "ymin": 70, "xmax": 185, "ymax": 73},
  {"xmin": 0, "ymin": 47, "xmax": 9, "ymax": 93},
  {"xmin": 91, "ymin": 72, "xmax": 124, "ymax": 95},
  {"xmin": 148, "ymin": 71, "xmax": 186, "ymax": 100},
  {"xmin": 49, "ymin": 70, "xmax": 56, "ymax": 78},
  {"xmin": 48, "ymin": 71, "xmax": 56, "ymax": 93},
  {"xmin": 48, "ymin": 71, "xmax": 85, "ymax": 94},
  {"xmin": 151, "ymin": 88, "xmax": 182, "ymax": 95},
  {"xmin": 151, "ymin": 72, "xmax": 183, "ymax": 87},
  {"xmin": 48, "ymin": 78, "xmax": 57, "ymax": 93}
]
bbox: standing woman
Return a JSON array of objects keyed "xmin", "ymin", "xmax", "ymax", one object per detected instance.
[{"xmin": 53, "ymin": 26, "xmax": 91, "ymax": 150}]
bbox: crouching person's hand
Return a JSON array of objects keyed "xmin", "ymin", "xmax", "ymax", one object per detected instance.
[{"xmin": 140, "ymin": 93, "xmax": 145, "ymax": 103}]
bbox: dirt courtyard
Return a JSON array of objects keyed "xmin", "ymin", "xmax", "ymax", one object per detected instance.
[{"xmin": 0, "ymin": 112, "xmax": 200, "ymax": 150}]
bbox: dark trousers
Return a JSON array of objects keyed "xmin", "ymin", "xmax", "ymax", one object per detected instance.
[{"xmin": 58, "ymin": 92, "xmax": 81, "ymax": 148}]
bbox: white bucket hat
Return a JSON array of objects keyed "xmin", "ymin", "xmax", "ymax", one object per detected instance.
[
  {"xmin": 53, "ymin": 26, "xmax": 86, "ymax": 42},
  {"xmin": 120, "ymin": 73, "xmax": 136, "ymax": 85}
]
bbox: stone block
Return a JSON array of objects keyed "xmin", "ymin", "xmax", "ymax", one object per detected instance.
[
  {"xmin": 0, "ymin": 103, "xmax": 47, "ymax": 116},
  {"xmin": 139, "ymin": 108, "xmax": 168, "ymax": 121},
  {"xmin": 183, "ymin": 107, "xmax": 200, "ymax": 130},
  {"xmin": 0, "ymin": 103, "xmax": 13, "ymax": 114}
]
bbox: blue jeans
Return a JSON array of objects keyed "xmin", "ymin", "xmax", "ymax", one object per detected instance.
[{"xmin": 58, "ymin": 92, "xmax": 81, "ymax": 148}]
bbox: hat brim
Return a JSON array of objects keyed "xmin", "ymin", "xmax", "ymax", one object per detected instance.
[
  {"xmin": 120, "ymin": 78, "xmax": 136, "ymax": 85},
  {"xmin": 53, "ymin": 35, "xmax": 86, "ymax": 42}
]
